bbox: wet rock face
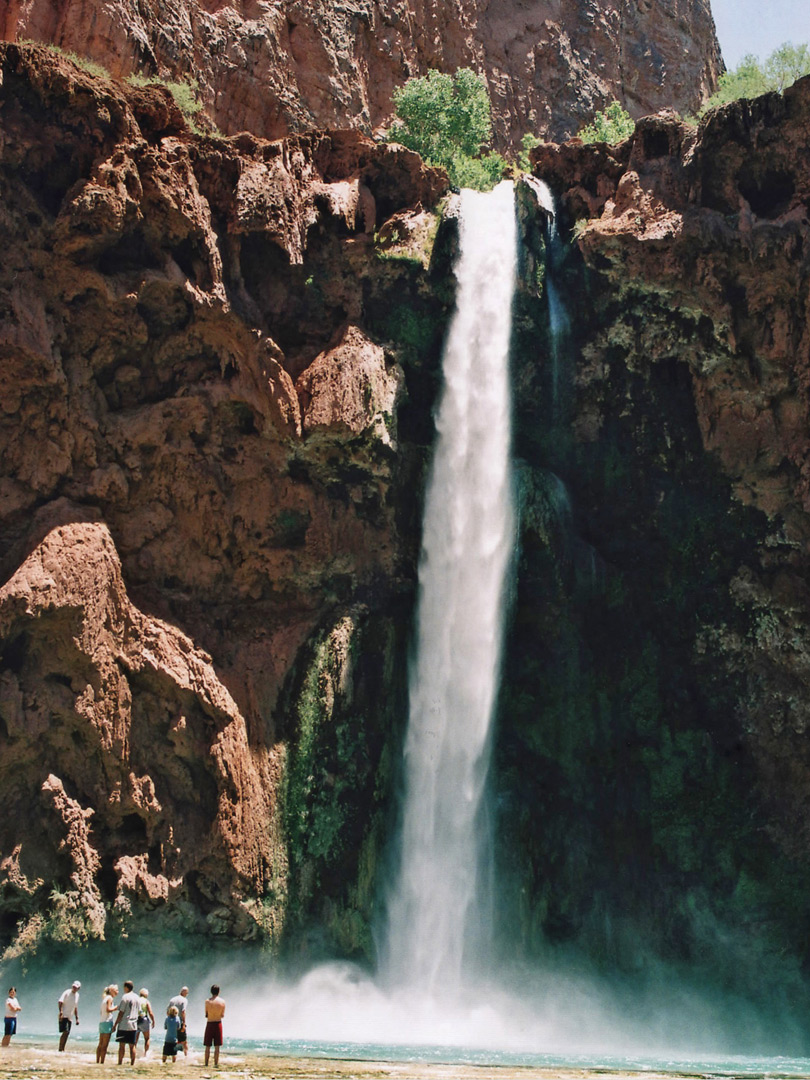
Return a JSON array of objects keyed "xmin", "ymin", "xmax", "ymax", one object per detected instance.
[
  {"xmin": 499, "ymin": 76, "xmax": 810, "ymax": 981},
  {"xmin": 0, "ymin": 42, "xmax": 447, "ymax": 953},
  {"xmin": 1, "ymin": 0, "xmax": 721, "ymax": 148}
]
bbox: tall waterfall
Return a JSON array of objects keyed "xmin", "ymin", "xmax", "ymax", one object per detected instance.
[{"xmin": 383, "ymin": 181, "xmax": 518, "ymax": 999}]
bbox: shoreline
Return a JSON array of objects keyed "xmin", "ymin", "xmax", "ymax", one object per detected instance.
[{"xmin": 0, "ymin": 1042, "xmax": 809, "ymax": 1080}]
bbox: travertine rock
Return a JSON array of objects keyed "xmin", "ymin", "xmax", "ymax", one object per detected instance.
[
  {"xmin": 0, "ymin": 516, "xmax": 277, "ymax": 937},
  {"xmin": 0, "ymin": 42, "xmax": 446, "ymax": 949},
  {"xmin": 531, "ymin": 75, "xmax": 810, "ymax": 863},
  {"xmin": 1, "ymin": 0, "xmax": 721, "ymax": 148}
]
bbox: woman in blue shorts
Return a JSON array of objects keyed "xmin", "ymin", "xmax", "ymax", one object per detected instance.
[{"xmin": 96, "ymin": 984, "xmax": 118, "ymax": 1063}]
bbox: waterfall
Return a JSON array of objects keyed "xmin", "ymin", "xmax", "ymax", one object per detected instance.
[
  {"xmin": 523, "ymin": 176, "xmax": 570, "ymax": 409},
  {"xmin": 382, "ymin": 180, "xmax": 518, "ymax": 999}
]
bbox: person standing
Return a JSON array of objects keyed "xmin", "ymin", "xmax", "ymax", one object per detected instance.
[
  {"xmin": 167, "ymin": 987, "xmax": 188, "ymax": 1057},
  {"xmin": 96, "ymin": 984, "xmax": 118, "ymax": 1063},
  {"xmin": 162, "ymin": 1006, "xmax": 181, "ymax": 1063},
  {"xmin": 57, "ymin": 981, "xmax": 80, "ymax": 1051},
  {"xmin": 203, "ymin": 984, "xmax": 226, "ymax": 1067},
  {"xmin": 113, "ymin": 980, "xmax": 140, "ymax": 1065},
  {"xmin": 2, "ymin": 988, "xmax": 21, "ymax": 1047},
  {"xmin": 136, "ymin": 988, "xmax": 155, "ymax": 1056}
]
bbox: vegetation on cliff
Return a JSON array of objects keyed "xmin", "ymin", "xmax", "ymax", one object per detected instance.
[
  {"xmin": 578, "ymin": 101, "xmax": 635, "ymax": 144},
  {"xmin": 702, "ymin": 41, "xmax": 810, "ymax": 112},
  {"xmin": 386, "ymin": 69, "xmax": 507, "ymax": 190}
]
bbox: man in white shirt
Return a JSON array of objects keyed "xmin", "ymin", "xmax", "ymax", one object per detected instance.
[
  {"xmin": 113, "ymin": 981, "xmax": 140, "ymax": 1066},
  {"xmin": 57, "ymin": 981, "xmax": 80, "ymax": 1051}
]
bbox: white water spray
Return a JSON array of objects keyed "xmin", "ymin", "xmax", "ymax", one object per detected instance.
[{"xmin": 382, "ymin": 180, "xmax": 518, "ymax": 999}]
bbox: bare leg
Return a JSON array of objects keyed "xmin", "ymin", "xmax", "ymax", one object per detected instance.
[
  {"xmin": 214, "ymin": 1044, "xmax": 220, "ymax": 1066},
  {"xmin": 97, "ymin": 1032, "xmax": 111, "ymax": 1063},
  {"xmin": 129, "ymin": 1043, "xmax": 136, "ymax": 1065},
  {"xmin": 59, "ymin": 1030, "xmax": 69, "ymax": 1052},
  {"xmin": 118, "ymin": 1041, "xmax": 125, "ymax": 1065},
  {"xmin": 204, "ymin": 1046, "xmax": 210, "ymax": 1066}
]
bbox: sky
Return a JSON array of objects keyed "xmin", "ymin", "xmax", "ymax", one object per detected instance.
[{"xmin": 710, "ymin": 0, "xmax": 810, "ymax": 68}]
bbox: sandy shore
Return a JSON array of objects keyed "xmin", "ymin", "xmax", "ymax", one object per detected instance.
[{"xmin": 0, "ymin": 1042, "xmax": 803, "ymax": 1080}]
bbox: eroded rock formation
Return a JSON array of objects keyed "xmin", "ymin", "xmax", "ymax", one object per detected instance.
[
  {"xmin": 0, "ymin": 41, "xmax": 448, "ymax": 954},
  {"xmin": 1, "ymin": 0, "xmax": 721, "ymax": 148},
  {"xmin": 494, "ymin": 76, "xmax": 810, "ymax": 990}
]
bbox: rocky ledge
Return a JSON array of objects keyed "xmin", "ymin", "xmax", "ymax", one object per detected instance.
[{"xmin": 0, "ymin": 41, "xmax": 448, "ymax": 955}]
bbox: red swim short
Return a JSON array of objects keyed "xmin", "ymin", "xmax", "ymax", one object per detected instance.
[{"xmin": 203, "ymin": 1020, "xmax": 222, "ymax": 1046}]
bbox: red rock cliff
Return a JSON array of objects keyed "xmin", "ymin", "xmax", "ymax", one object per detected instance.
[
  {"xmin": 0, "ymin": 41, "xmax": 447, "ymax": 952},
  {"xmin": 1, "ymin": 0, "xmax": 721, "ymax": 148}
]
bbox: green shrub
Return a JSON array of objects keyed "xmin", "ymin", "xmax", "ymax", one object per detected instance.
[
  {"xmin": 518, "ymin": 133, "xmax": 542, "ymax": 173},
  {"xmin": 22, "ymin": 41, "xmax": 110, "ymax": 78},
  {"xmin": 386, "ymin": 68, "xmax": 507, "ymax": 191},
  {"xmin": 127, "ymin": 75, "xmax": 205, "ymax": 132},
  {"xmin": 701, "ymin": 42, "xmax": 810, "ymax": 113},
  {"xmin": 578, "ymin": 101, "xmax": 635, "ymax": 145}
]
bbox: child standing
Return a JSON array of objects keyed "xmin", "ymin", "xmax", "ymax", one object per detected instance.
[{"xmin": 163, "ymin": 1005, "xmax": 181, "ymax": 1063}]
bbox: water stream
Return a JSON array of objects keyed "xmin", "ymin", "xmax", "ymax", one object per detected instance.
[
  {"xmin": 523, "ymin": 176, "xmax": 571, "ymax": 411},
  {"xmin": 382, "ymin": 180, "xmax": 518, "ymax": 999}
]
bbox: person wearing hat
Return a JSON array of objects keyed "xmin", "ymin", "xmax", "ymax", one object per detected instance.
[{"xmin": 57, "ymin": 981, "xmax": 80, "ymax": 1051}]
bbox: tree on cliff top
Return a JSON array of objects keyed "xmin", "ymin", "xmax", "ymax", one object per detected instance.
[
  {"xmin": 578, "ymin": 101, "xmax": 635, "ymax": 145},
  {"xmin": 702, "ymin": 42, "xmax": 810, "ymax": 112},
  {"xmin": 386, "ymin": 68, "xmax": 506, "ymax": 191}
]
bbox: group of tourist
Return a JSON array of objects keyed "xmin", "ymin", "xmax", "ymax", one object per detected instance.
[{"xmin": 4, "ymin": 980, "xmax": 227, "ymax": 1066}]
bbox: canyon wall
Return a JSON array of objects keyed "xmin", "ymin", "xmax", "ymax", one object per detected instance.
[
  {"xmin": 1, "ymin": 0, "xmax": 721, "ymax": 148},
  {"xmin": 497, "ymin": 78, "xmax": 810, "ymax": 995},
  {"xmin": 4, "ymin": 33, "xmax": 810, "ymax": 997},
  {"xmin": 0, "ymin": 41, "xmax": 451, "ymax": 958}
]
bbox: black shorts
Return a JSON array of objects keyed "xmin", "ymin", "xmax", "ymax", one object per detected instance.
[
  {"xmin": 177, "ymin": 1025, "xmax": 187, "ymax": 1044},
  {"xmin": 116, "ymin": 1029, "xmax": 137, "ymax": 1044},
  {"xmin": 4, "ymin": 1017, "xmax": 16, "ymax": 1036},
  {"xmin": 162, "ymin": 1040, "xmax": 177, "ymax": 1056},
  {"xmin": 58, "ymin": 1017, "xmax": 72, "ymax": 1034}
]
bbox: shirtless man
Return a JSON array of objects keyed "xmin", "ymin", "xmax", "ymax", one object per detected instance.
[{"xmin": 203, "ymin": 984, "xmax": 226, "ymax": 1067}]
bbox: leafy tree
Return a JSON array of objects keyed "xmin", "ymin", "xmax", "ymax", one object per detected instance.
[
  {"xmin": 386, "ymin": 68, "xmax": 507, "ymax": 190},
  {"xmin": 578, "ymin": 101, "xmax": 635, "ymax": 145},
  {"xmin": 701, "ymin": 42, "xmax": 810, "ymax": 112},
  {"xmin": 518, "ymin": 133, "xmax": 542, "ymax": 172}
]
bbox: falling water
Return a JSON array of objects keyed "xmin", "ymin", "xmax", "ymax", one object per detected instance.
[
  {"xmin": 382, "ymin": 180, "xmax": 518, "ymax": 1000},
  {"xmin": 524, "ymin": 176, "xmax": 571, "ymax": 409}
]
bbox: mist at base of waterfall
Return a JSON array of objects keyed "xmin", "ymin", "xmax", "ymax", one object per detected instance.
[{"xmin": 7, "ymin": 940, "xmax": 808, "ymax": 1063}]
